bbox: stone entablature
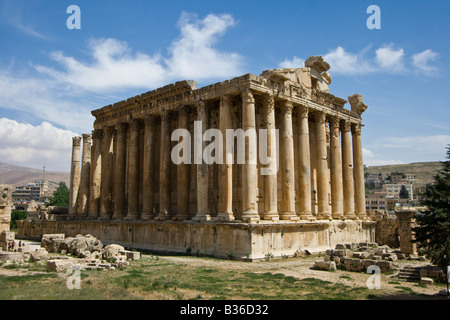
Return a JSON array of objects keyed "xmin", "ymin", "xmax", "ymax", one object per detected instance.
[{"xmin": 67, "ymin": 56, "xmax": 368, "ymax": 225}]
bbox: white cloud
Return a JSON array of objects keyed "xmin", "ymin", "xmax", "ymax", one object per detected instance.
[
  {"xmin": 324, "ymin": 46, "xmax": 375, "ymax": 75},
  {"xmin": 412, "ymin": 49, "xmax": 439, "ymax": 76},
  {"xmin": 165, "ymin": 12, "xmax": 243, "ymax": 79},
  {"xmin": 0, "ymin": 118, "xmax": 77, "ymax": 172},
  {"xmin": 35, "ymin": 38, "xmax": 167, "ymax": 92},
  {"xmin": 363, "ymin": 148, "xmax": 404, "ymax": 166},
  {"xmin": 364, "ymin": 135, "xmax": 450, "ymax": 166},
  {"xmin": 34, "ymin": 13, "xmax": 243, "ymax": 93},
  {"xmin": 0, "ymin": 70, "xmax": 94, "ymax": 133},
  {"xmin": 375, "ymin": 45, "xmax": 406, "ymax": 73},
  {"xmin": 280, "ymin": 45, "xmax": 439, "ymax": 76},
  {"xmin": 278, "ymin": 56, "xmax": 304, "ymax": 68}
]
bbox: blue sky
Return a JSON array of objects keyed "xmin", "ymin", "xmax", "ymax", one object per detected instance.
[{"xmin": 0, "ymin": 0, "xmax": 449, "ymax": 172}]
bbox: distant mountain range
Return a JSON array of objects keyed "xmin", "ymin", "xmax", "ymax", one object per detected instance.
[
  {"xmin": 0, "ymin": 163, "xmax": 70, "ymax": 187},
  {"xmin": 0, "ymin": 161, "xmax": 443, "ymax": 189}
]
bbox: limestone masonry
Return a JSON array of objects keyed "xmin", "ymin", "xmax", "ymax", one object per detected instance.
[{"xmin": 18, "ymin": 56, "xmax": 377, "ymax": 260}]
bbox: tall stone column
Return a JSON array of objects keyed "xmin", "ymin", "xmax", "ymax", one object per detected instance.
[
  {"xmin": 125, "ymin": 119, "xmax": 140, "ymax": 220},
  {"xmin": 100, "ymin": 126, "xmax": 114, "ymax": 220},
  {"xmin": 261, "ymin": 95, "xmax": 278, "ymax": 221},
  {"xmin": 174, "ymin": 107, "xmax": 191, "ymax": 221},
  {"xmin": 342, "ymin": 121, "xmax": 356, "ymax": 219},
  {"xmin": 112, "ymin": 123, "xmax": 127, "ymax": 220},
  {"xmin": 77, "ymin": 134, "xmax": 91, "ymax": 218},
  {"xmin": 217, "ymin": 95, "xmax": 235, "ymax": 221},
  {"xmin": 297, "ymin": 106, "xmax": 313, "ymax": 220},
  {"xmin": 142, "ymin": 115, "xmax": 156, "ymax": 220},
  {"xmin": 329, "ymin": 117, "xmax": 344, "ymax": 220},
  {"xmin": 279, "ymin": 101, "xmax": 299, "ymax": 221},
  {"xmin": 241, "ymin": 89, "xmax": 259, "ymax": 223},
  {"xmin": 193, "ymin": 101, "xmax": 211, "ymax": 222},
  {"xmin": 69, "ymin": 136, "xmax": 81, "ymax": 218},
  {"xmin": 315, "ymin": 112, "xmax": 331, "ymax": 220},
  {"xmin": 352, "ymin": 123, "xmax": 367, "ymax": 220},
  {"xmin": 156, "ymin": 110, "xmax": 171, "ymax": 220},
  {"xmin": 88, "ymin": 129, "xmax": 102, "ymax": 219}
]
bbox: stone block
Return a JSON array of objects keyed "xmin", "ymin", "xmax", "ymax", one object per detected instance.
[
  {"xmin": 376, "ymin": 261, "xmax": 391, "ymax": 273},
  {"xmin": 30, "ymin": 248, "xmax": 49, "ymax": 262},
  {"xmin": 333, "ymin": 249, "xmax": 346, "ymax": 257},
  {"xmin": 335, "ymin": 244, "xmax": 346, "ymax": 250},
  {"xmin": 313, "ymin": 261, "xmax": 336, "ymax": 271},
  {"xmin": 420, "ymin": 277, "xmax": 434, "ymax": 285},
  {"xmin": 46, "ymin": 259, "xmax": 76, "ymax": 272},
  {"xmin": 352, "ymin": 252, "xmax": 363, "ymax": 259},
  {"xmin": 343, "ymin": 258, "xmax": 363, "ymax": 272},
  {"xmin": 125, "ymin": 251, "xmax": 140, "ymax": 261},
  {"xmin": 363, "ymin": 260, "xmax": 378, "ymax": 269},
  {"xmin": 0, "ymin": 251, "xmax": 25, "ymax": 263}
]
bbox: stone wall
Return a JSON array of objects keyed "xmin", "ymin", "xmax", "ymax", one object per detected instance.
[
  {"xmin": 0, "ymin": 185, "xmax": 12, "ymax": 234},
  {"xmin": 17, "ymin": 220, "xmax": 376, "ymax": 260},
  {"xmin": 374, "ymin": 212, "xmax": 399, "ymax": 248}
]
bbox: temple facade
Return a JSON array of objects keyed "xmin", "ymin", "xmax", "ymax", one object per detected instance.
[
  {"xmin": 18, "ymin": 56, "xmax": 376, "ymax": 259},
  {"xmin": 68, "ymin": 56, "xmax": 368, "ymax": 224}
]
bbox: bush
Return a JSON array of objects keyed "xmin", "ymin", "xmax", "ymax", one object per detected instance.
[{"xmin": 10, "ymin": 210, "xmax": 27, "ymax": 229}]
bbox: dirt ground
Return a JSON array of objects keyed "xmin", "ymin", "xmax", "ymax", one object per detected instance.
[{"xmin": 159, "ymin": 254, "xmax": 448, "ymax": 299}]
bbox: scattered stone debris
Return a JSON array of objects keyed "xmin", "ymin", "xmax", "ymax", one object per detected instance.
[
  {"xmin": 0, "ymin": 233, "xmax": 140, "ymax": 272},
  {"xmin": 312, "ymin": 242, "xmax": 426, "ymax": 274}
]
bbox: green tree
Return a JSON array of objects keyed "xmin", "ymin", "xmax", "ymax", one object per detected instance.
[
  {"xmin": 47, "ymin": 181, "xmax": 70, "ymax": 207},
  {"xmin": 413, "ymin": 146, "xmax": 450, "ymax": 269},
  {"xmin": 10, "ymin": 210, "xmax": 27, "ymax": 230},
  {"xmin": 399, "ymin": 185, "xmax": 409, "ymax": 199}
]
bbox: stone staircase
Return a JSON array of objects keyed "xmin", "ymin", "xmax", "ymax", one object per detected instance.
[{"xmin": 398, "ymin": 265, "xmax": 421, "ymax": 282}]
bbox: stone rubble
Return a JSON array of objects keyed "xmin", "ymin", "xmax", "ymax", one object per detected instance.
[
  {"xmin": 313, "ymin": 242, "xmax": 425, "ymax": 273},
  {"xmin": 0, "ymin": 233, "xmax": 140, "ymax": 272}
]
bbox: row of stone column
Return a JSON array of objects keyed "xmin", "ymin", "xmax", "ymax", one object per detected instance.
[{"xmin": 68, "ymin": 89, "xmax": 367, "ymax": 222}]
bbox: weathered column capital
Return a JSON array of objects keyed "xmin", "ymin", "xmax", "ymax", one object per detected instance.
[
  {"xmin": 82, "ymin": 133, "xmax": 92, "ymax": 142},
  {"xmin": 329, "ymin": 116, "xmax": 340, "ymax": 128},
  {"xmin": 280, "ymin": 100, "xmax": 293, "ymax": 114},
  {"xmin": 115, "ymin": 122, "xmax": 126, "ymax": 131},
  {"xmin": 160, "ymin": 108, "xmax": 171, "ymax": 122},
  {"xmin": 298, "ymin": 105, "xmax": 309, "ymax": 118},
  {"xmin": 72, "ymin": 136, "xmax": 82, "ymax": 146},
  {"xmin": 351, "ymin": 123, "xmax": 362, "ymax": 136},
  {"xmin": 143, "ymin": 114, "xmax": 156, "ymax": 126},
  {"xmin": 341, "ymin": 120, "xmax": 352, "ymax": 132},
  {"xmin": 313, "ymin": 111, "xmax": 326, "ymax": 123},
  {"xmin": 241, "ymin": 88, "xmax": 255, "ymax": 104},
  {"xmin": 261, "ymin": 94, "xmax": 275, "ymax": 112},
  {"xmin": 178, "ymin": 105, "xmax": 191, "ymax": 117}
]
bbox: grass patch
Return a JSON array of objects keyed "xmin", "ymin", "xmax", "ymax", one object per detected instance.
[{"xmin": 0, "ymin": 253, "xmax": 435, "ymax": 300}]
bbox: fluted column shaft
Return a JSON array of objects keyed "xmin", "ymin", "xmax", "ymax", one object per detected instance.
[
  {"xmin": 69, "ymin": 136, "xmax": 81, "ymax": 217},
  {"xmin": 262, "ymin": 95, "xmax": 278, "ymax": 221},
  {"xmin": 193, "ymin": 101, "xmax": 211, "ymax": 221},
  {"xmin": 174, "ymin": 107, "xmax": 191, "ymax": 220},
  {"xmin": 352, "ymin": 123, "xmax": 366, "ymax": 220},
  {"xmin": 113, "ymin": 123, "xmax": 127, "ymax": 220},
  {"xmin": 329, "ymin": 117, "xmax": 344, "ymax": 219},
  {"xmin": 77, "ymin": 134, "xmax": 91, "ymax": 218},
  {"xmin": 88, "ymin": 129, "xmax": 102, "ymax": 219},
  {"xmin": 100, "ymin": 126, "xmax": 114, "ymax": 220},
  {"xmin": 297, "ymin": 106, "xmax": 313, "ymax": 220},
  {"xmin": 142, "ymin": 115, "xmax": 156, "ymax": 220},
  {"xmin": 241, "ymin": 89, "xmax": 259, "ymax": 223},
  {"xmin": 342, "ymin": 121, "xmax": 356, "ymax": 219},
  {"xmin": 279, "ymin": 101, "xmax": 299, "ymax": 221},
  {"xmin": 315, "ymin": 112, "xmax": 331, "ymax": 220},
  {"xmin": 217, "ymin": 95, "xmax": 234, "ymax": 221},
  {"xmin": 125, "ymin": 119, "xmax": 140, "ymax": 220},
  {"xmin": 156, "ymin": 110, "xmax": 171, "ymax": 220}
]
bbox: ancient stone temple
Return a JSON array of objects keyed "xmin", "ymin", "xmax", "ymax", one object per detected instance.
[{"xmin": 18, "ymin": 56, "xmax": 376, "ymax": 260}]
